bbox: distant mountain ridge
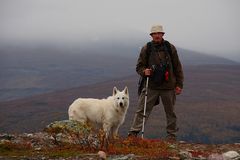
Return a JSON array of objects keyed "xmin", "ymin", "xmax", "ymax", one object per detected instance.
[
  {"xmin": 178, "ymin": 48, "xmax": 238, "ymax": 65},
  {"xmin": 0, "ymin": 42, "xmax": 238, "ymax": 101}
]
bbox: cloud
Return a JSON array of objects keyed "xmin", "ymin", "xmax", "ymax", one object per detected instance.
[{"xmin": 0, "ymin": 0, "xmax": 239, "ymax": 60}]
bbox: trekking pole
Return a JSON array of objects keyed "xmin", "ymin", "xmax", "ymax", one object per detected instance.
[{"xmin": 141, "ymin": 76, "xmax": 149, "ymax": 139}]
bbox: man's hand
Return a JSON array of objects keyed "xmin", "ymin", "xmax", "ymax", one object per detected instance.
[
  {"xmin": 144, "ymin": 68, "xmax": 153, "ymax": 76},
  {"xmin": 175, "ymin": 86, "xmax": 182, "ymax": 95}
]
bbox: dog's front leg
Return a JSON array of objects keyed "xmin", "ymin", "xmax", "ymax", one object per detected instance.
[
  {"xmin": 102, "ymin": 123, "xmax": 111, "ymax": 150},
  {"xmin": 112, "ymin": 125, "xmax": 120, "ymax": 139}
]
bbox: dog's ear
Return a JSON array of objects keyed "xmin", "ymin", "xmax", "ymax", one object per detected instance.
[
  {"xmin": 113, "ymin": 87, "xmax": 118, "ymax": 96},
  {"xmin": 123, "ymin": 86, "xmax": 128, "ymax": 95}
]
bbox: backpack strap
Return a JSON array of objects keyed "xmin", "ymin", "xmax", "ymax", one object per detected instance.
[
  {"xmin": 163, "ymin": 40, "xmax": 175, "ymax": 72},
  {"xmin": 163, "ymin": 40, "xmax": 172, "ymax": 58},
  {"xmin": 145, "ymin": 42, "xmax": 152, "ymax": 68},
  {"xmin": 137, "ymin": 42, "xmax": 152, "ymax": 96}
]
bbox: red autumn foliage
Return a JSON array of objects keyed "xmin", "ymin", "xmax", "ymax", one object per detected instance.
[{"xmin": 105, "ymin": 137, "xmax": 176, "ymax": 158}]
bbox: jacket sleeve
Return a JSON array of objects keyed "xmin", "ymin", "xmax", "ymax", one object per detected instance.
[
  {"xmin": 136, "ymin": 45, "xmax": 148, "ymax": 77},
  {"xmin": 170, "ymin": 44, "xmax": 184, "ymax": 88}
]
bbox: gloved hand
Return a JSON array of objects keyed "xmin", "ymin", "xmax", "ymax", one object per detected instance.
[
  {"xmin": 144, "ymin": 68, "xmax": 153, "ymax": 76},
  {"xmin": 175, "ymin": 86, "xmax": 182, "ymax": 95}
]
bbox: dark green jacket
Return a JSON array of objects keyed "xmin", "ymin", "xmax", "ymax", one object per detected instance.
[{"xmin": 136, "ymin": 40, "xmax": 184, "ymax": 90}]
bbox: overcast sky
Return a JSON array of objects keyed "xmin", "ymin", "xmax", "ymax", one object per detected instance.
[{"xmin": 1, "ymin": 0, "xmax": 240, "ymax": 60}]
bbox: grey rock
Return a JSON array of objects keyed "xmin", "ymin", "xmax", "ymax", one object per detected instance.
[
  {"xmin": 0, "ymin": 133, "xmax": 15, "ymax": 140},
  {"xmin": 179, "ymin": 150, "xmax": 192, "ymax": 160},
  {"xmin": 0, "ymin": 139, "xmax": 11, "ymax": 144},
  {"xmin": 110, "ymin": 154, "xmax": 135, "ymax": 160},
  {"xmin": 208, "ymin": 153, "xmax": 224, "ymax": 160},
  {"xmin": 222, "ymin": 151, "xmax": 240, "ymax": 160}
]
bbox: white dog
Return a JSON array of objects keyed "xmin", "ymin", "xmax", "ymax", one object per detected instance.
[{"xmin": 68, "ymin": 86, "xmax": 129, "ymax": 147}]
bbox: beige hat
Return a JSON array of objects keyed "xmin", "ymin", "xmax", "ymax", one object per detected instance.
[{"xmin": 150, "ymin": 25, "xmax": 165, "ymax": 35}]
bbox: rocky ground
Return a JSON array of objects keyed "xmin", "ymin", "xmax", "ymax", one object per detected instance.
[{"xmin": 0, "ymin": 120, "xmax": 239, "ymax": 160}]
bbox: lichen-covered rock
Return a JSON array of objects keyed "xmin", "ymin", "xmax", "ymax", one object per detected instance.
[
  {"xmin": 44, "ymin": 120, "xmax": 100, "ymax": 149},
  {"xmin": 44, "ymin": 120, "xmax": 91, "ymax": 134}
]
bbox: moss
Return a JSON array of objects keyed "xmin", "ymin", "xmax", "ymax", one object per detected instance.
[
  {"xmin": 0, "ymin": 143, "xmax": 12, "ymax": 152},
  {"xmin": 45, "ymin": 149, "xmax": 84, "ymax": 158},
  {"xmin": 0, "ymin": 141, "xmax": 33, "ymax": 157}
]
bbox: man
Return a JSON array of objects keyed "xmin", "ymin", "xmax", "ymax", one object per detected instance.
[{"xmin": 128, "ymin": 25, "xmax": 184, "ymax": 141}]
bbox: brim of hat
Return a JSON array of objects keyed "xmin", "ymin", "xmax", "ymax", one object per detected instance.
[{"xmin": 150, "ymin": 32, "xmax": 165, "ymax": 35}]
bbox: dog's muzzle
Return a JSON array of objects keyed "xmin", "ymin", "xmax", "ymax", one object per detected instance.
[{"xmin": 119, "ymin": 102, "xmax": 124, "ymax": 107}]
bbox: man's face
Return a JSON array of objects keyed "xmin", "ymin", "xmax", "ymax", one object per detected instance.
[{"xmin": 151, "ymin": 32, "xmax": 164, "ymax": 43}]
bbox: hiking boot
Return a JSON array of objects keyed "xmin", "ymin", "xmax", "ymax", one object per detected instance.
[{"xmin": 127, "ymin": 131, "xmax": 139, "ymax": 138}]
